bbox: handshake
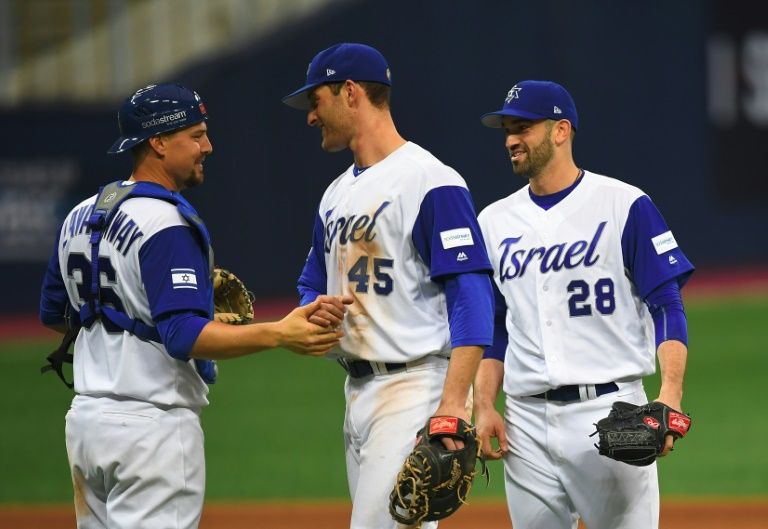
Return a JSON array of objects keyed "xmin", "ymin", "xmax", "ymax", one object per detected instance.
[{"xmin": 212, "ymin": 266, "xmax": 353, "ymax": 356}]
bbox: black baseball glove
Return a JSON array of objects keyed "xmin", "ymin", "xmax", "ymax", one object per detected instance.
[
  {"xmin": 592, "ymin": 401, "xmax": 692, "ymax": 466},
  {"xmin": 389, "ymin": 416, "xmax": 488, "ymax": 526}
]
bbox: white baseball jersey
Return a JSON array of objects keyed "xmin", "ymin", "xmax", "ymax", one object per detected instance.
[
  {"xmin": 52, "ymin": 187, "xmax": 210, "ymax": 409},
  {"xmin": 478, "ymin": 171, "xmax": 694, "ymax": 397},
  {"xmin": 301, "ymin": 141, "xmax": 491, "ymax": 363}
]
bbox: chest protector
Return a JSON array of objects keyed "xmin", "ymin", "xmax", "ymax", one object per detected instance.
[{"xmin": 42, "ymin": 180, "xmax": 217, "ymax": 387}]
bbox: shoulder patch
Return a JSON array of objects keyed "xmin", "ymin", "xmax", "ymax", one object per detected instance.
[
  {"xmin": 440, "ymin": 227, "xmax": 474, "ymax": 249},
  {"xmin": 651, "ymin": 230, "xmax": 678, "ymax": 255}
]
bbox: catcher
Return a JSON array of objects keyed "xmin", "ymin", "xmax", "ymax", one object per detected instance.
[{"xmin": 389, "ymin": 416, "xmax": 488, "ymax": 527}]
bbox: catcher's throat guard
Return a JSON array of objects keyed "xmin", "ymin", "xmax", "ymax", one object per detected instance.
[{"xmin": 389, "ymin": 416, "xmax": 488, "ymax": 526}]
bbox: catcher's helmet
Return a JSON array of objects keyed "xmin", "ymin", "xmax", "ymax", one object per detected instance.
[{"xmin": 108, "ymin": 83, "xmax": 208, "ymax": 154}]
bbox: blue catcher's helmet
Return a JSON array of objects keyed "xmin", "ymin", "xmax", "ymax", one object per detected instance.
[{"xmin": 107, "ymin": 83, "xmax": 208, "ymax": 154}]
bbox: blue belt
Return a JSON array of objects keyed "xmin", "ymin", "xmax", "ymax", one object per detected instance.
[
  {"xmin": 530, "ymin": 382, "xmax": 619, "ymax": 402},
  {"xmin": 340, "ymin": 359, "xmax": 407, "ymax": 378}
]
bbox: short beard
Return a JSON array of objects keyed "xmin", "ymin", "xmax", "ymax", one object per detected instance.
[
  {"xmin": 511, "ymin": 125, "xmax": 555, "ymax": 179},
  {"xmin": 183, "ymin": 171, "xmax": 203, "ymax": 189}
]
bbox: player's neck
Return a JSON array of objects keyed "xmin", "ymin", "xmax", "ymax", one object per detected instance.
[
  {"xmin": 350, "ymin": 111, "xmax": 406, "ymax": 168},
  {"xmin": 130, "ymin": 165, "xmax": 181, "ymax": 192},
  {"xmin": 528, "ymin": 160, "xmax": 580, "ymax": 196}
]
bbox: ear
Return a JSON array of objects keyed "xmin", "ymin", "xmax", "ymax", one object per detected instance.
[
  {"xmin": 147, "ymin": 135, "xmax": 167, "ymax": 157},
  {"xmin": 343, "ymin": 80, "xmax": 361, "ymax": 107},
  {"xmin": 552, "ymin": 120, "xmax": 572, "ymax": 146}
]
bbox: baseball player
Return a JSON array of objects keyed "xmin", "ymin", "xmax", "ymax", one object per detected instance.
[
  {"xmin": 39, "ymin": 82, "xmax": 349, "ymax": 529},
  {"xmin": 473, "ymin": 80, "xmax": 694, "ymax": 529},
  {"xmin": 282, "ymin": 43, "xmax": 495, "ymax": 529}
]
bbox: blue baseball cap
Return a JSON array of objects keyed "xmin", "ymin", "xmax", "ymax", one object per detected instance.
[
  {"xmin": 480, "ymin": 80, "xmax": 578, "ymax": 129},
  {"xmin": 282, "ymin": 43, "xmax": 392, "ymax": 110},
  {"xmin": 107, "ymin": 83, "xmax": 209, "ymax": 154}
]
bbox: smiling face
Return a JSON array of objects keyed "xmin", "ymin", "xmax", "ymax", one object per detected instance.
[
  {"xmin": 158, "ymin": 121, "xmax": 213, "ymax": 190},
  {"xmin": 306, "ymin": 84, "xmax": 354, "ymax": 152},
  {"xmin": 501, "ymin": 117, "xmax": 556, "ymax": 179}
]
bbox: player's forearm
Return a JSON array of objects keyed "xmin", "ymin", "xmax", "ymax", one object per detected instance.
[
  {"xmin": 473, "ymin": 358, "xmax": 504, "ymax": 412},
  {"xmin": 190, "ymin": 320, "xmax": 281, "ymax": 359},
  {"xmin": 438, "ymin": 345, "xmax": 484, "ymax": 413},
  {"xmin": 656, "ymin": 339, "xmax": 688, "ymax": 409}
]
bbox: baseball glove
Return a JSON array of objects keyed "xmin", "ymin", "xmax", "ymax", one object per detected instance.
[
  {"xmin": 389, "ymin": 416, "xmax": 488, "ymax": 526},
  {"xmin": 592, "ymin": 401, "xmax": 692, "ymax": 466},
  {"xmin": 212, "ymin": 267, "xmax": 254, "ymax": 325}
]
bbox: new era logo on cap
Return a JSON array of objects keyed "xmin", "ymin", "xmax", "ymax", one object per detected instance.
[{"xmin": 326, "ymin": 68, "xmax": 336, "ymax": 76}]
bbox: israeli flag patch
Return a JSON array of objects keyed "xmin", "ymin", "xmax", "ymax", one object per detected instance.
[
  {"xmin": 440, "ymin": 227, "xmax": 474, "ymax": 249},
  {"xmin": 651, "ymin": 231, "xmax": 678, "ymax": 255},
  {"xmin": 171, "ymin": 268, "xmax": 198, "ymax": 289}
]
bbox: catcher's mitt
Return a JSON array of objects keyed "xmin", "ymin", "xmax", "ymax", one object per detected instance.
[
  {"xmin": 592, "ymin": 401, "xmax": 691, "ymax": 466},
  {"xmin": 389, "ymin": 416, "xmax": 488, "ymax": 526},
  {"xmin": 212, "ymin": 267, "xmax": 254, "ymax": 325}
]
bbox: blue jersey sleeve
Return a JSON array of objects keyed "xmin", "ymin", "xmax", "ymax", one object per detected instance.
[
  {"xmin": 646, "ymin": 278, "xmax": 689, "ymax": 347},
  {"xmin": 139, "ymin": 225, "xmax": 211, "ymax": 321},
  {"xmin": 155, "ymin": 310, "xmax": 209, "ymax": 361},
  {"xmin": 412, "ymin": 186, "xmax": 492, "ymax": 280},
  {"xmin": 483, "ymin": 282, "xmax": 508, "ymax": 361},
  {"xmin": 297, "ymin": 211, "xmax": 327, "ymax": 306},
  {"xmin": 444, "ymin": 272, "xmax": 494, "ymax": 347},
  {"xmin": 39, "ymin": 226, "xmax": 70, "ymax": 326},
  {"xmin": 621, "ymin": 195, "xmax": 695, "ymax": 299}
]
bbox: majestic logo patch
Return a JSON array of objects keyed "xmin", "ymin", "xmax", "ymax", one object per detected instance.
[
  {"xmin": 440, "ymin": 227, "xmax": 474, "ymax": 249},
  {"xmin": 456, "ymin": 251, "xmax": 468, "ymax": 262},
  {"xmin": 651, "ymin": 231, "xmax": 678, "ymax": 255},
  {"xmin": 171, "ymin": 268, "xmax": 198, "ymax": 290}
]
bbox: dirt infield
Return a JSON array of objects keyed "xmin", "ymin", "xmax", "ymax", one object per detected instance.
[{"xmin": 2, "ymin": 499, "xmax": 767, "ymax": 528}]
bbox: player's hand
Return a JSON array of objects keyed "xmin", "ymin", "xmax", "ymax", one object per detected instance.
[
  {"xmin": 276, "ymin": 300, "xmax": 345, "ymax": 356},
  {"xmin": 307, "ymin": 294, "xmax": 354, "ymax": 327},
  {"xmin": 474, "ymin": 405, "xmax": 507, "ymax": 460}
]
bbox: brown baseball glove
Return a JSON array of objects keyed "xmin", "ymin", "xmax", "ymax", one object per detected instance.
[{"xmin": 212, "ymin": 266, "xmax": 254, "ymax": 325}]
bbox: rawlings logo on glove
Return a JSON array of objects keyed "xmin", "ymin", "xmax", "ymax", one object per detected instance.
[
  {"xmin": 592, "ymin": 401, "xmax": 691, "ymax": 466},
  {"xmin": 212, "ymin": 267, "xmax": 254, "ymax": 325},
  {"xmin": 389, "ymin": 416, "xmax": 488, "ymax": 526}
]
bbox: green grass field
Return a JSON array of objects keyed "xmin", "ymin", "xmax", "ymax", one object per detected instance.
[{"xmin": 1, "ymin": 294, "xmax": 767, "ymax": 503}]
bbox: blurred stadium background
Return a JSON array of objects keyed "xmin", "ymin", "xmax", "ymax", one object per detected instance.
[{"xmin": 0, "ymin": 0, "xmax": 766, "ymax": 525}]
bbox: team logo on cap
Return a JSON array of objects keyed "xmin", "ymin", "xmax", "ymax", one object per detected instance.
[{"xmin": 505, "ymin": 86, "xmax": 521, "ymax": 103}]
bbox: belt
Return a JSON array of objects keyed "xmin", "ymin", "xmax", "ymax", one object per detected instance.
[
  {"xmin": 530, "ymin": 382, "xmax": 619, "ymax": 402},
  {"xmin": 339, "ymin": 356, "xmax": 442, "ymax": 379}
]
